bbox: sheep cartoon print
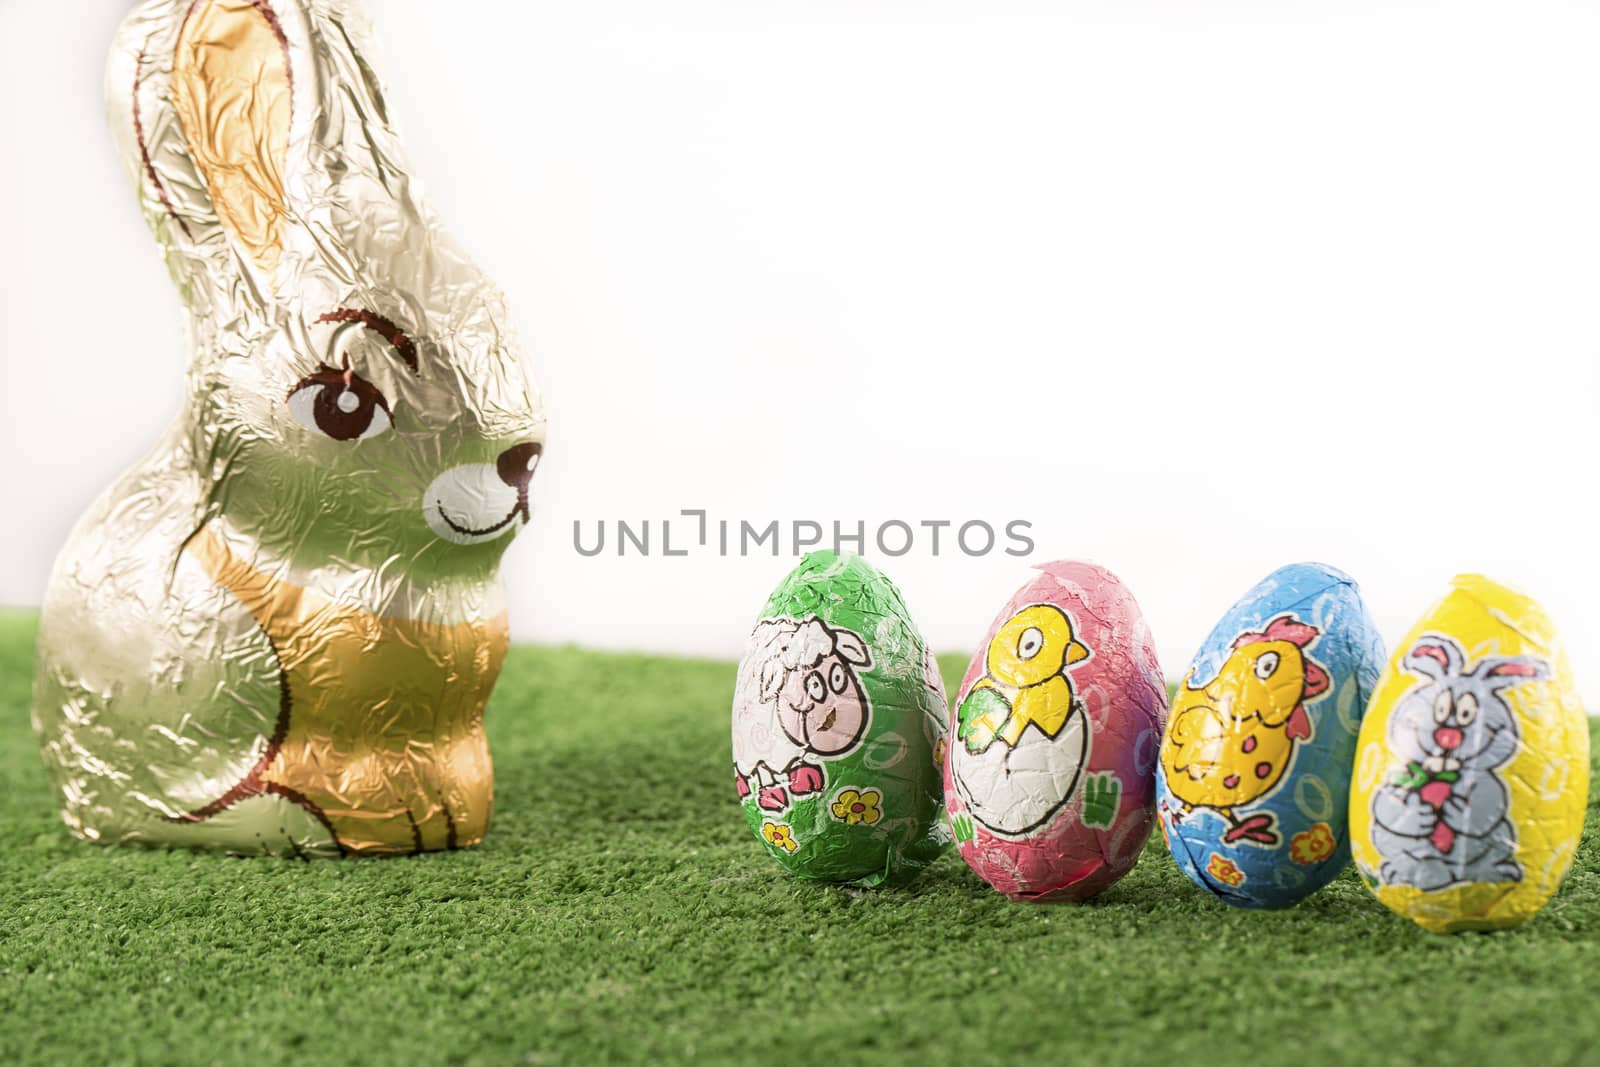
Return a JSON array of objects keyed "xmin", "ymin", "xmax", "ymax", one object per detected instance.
[
  {"xmin": 1369, "ymin": 636, "xmax": 1546, "ymax": 891},
  {"xmin": 732, "ymin": 552, "xmax": 948, "ymax": 886},
  {"xmin": 732, "ymin": 616, "xmax": 874, "ymax": 813}
]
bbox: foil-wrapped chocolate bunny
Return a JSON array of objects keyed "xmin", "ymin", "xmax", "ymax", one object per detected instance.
[{"xmin": 31, "ymin": 0, "xmax": 546, "ymax": 856}]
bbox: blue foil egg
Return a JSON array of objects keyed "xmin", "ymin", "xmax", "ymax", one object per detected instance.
[{"xmin": 1155, "ymin": 563, "xmax": 1386, "ymax": 908}]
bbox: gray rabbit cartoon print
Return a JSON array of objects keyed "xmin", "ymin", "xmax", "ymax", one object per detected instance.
[
  {"xmin": 1367, "ymin": 636, "xmax": 1544, "ymax": 891},
  {"xmin": 1350, "ymin": 574, "xmax": 1589, "ymax": 933},
  {"xmin": 31, "ymin": 0, "xmax": 546, "ymax": 858}
]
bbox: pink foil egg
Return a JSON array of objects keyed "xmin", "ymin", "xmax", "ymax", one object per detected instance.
[{"xmin": 944, "ymin": 561, "xmax": 1166, "ymax": 901}]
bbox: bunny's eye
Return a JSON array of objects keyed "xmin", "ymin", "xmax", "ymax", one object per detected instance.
[
  {"xmin": 1455, "ymin": 692, "xmax": 1478, "ymax": 726},
  {"xmin": 287, "ymin": 367, "xmax": 392, "ymax": 441},
  {"xmin": 1432, "ymin": 690, "xmax": 1453, "ymax": 723}
]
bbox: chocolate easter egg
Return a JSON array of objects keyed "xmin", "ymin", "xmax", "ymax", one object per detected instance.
[
  {"xmin": 944, "ymin": 561, "xmax": 1166, "ymax": 901},
  {"xmin": 1156, "ymin": 563, "xmax": 1386, "ymax": 908},
  {"xmin": 731, "ymin": 551, "xmax": 948, "ymax": 886},
  {"xmin": 1349, "ymin": 575, "xmax": 1589, "ymax": 933}
]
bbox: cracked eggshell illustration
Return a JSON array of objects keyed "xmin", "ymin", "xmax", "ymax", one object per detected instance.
[
  {"xmin": 731, "ymin": 552, "xmax": 949, "ymax": 886},
  {"xmin": 944, "ymin": 561, "xmax": 1166, "ymax": 902},
  {"xmin": 30, "ymin": 0, "xmax": 545, "ymax": 858},
  {"xmin": 1349, "ymin": 575, "xmax": 1588, "ymax": 934},
  {"xmin": 1155, "ymin": 564, "xmax": 1385, "ymax": 908}
]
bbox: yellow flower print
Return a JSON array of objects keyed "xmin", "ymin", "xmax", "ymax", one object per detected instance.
[
  {"xmin": 761, "ymin": 821, "xmax": 798, "ymax": 853},
  {"xmin": 1290, "ymin": 822, "xmax": 1336, "ymax": 865},
  {"xmin": 829, "ymin": 788, "xmax": 883, "ymax": 826},
  {"xmin": 1207, "ymin": 853, "xmax": 1246, "ymax": 887}
]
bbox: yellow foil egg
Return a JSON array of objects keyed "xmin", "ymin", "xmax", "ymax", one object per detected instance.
[{"xmin": 1349, "ymin": 575, "xmax": 1589, "ymax": 933}]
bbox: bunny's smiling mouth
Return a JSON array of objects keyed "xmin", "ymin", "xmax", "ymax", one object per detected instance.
[
  {"xmin": 422, "ymin": 445, "xmax": 541, "ymax": 545},
  {"xmin": 435, "ymin": 502, "xmax": 525, "ymax": 538}
]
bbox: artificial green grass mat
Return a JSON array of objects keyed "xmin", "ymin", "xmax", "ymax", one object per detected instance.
[{"xmin": 2, "ymin": 609, "xmax": 1597, "ymax": 1066}]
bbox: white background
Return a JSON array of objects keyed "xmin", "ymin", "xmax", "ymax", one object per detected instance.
[{"xmin": 2, "ymin": 2, "xmax": 1596, "ymax": 701}]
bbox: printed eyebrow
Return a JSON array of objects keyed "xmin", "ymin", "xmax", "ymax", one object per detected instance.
[{"xmin": 315, "ymin": 308, "xmax": 419, "ymax": 373}]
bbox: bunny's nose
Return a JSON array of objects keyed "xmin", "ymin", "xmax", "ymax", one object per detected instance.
[
  {"xmin": 1433, "ymin": 726, "xmax": 1463, "ymax": 751},
  {"xmin": 496, "ymin": 442, "xmax": 542, "ymax": 491}
]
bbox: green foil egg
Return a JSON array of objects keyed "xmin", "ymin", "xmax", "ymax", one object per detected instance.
[{"xmin": 731, "ymin": 552, "xmax": 949, "ymax": 885}]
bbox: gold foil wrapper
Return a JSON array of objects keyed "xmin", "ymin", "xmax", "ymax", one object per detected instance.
[{"xmin": 31, "ymin": 0, "xmax": 546, "ymax": 857}]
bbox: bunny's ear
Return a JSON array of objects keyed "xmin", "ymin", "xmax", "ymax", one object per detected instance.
[
  {"xmin": 1477, "ymin": 656, "xmax": 1551, "ymax": 688},
  {"xmin": 1404, "ymin": 636, "xmax": 1463, "ymax": 680},
  {"xmin": 108, "ymin": 0, "xmax": 313, "ymax": 287},
  {"xmin": 169, "ymin": 0, "xmax": 294, "ymax": 275}
]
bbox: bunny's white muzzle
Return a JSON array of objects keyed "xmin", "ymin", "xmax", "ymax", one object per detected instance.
[{"xmin": 424, "ymin": 463, "xmax": 529, "ymax": 545}]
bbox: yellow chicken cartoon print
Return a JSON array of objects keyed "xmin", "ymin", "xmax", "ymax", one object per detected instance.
[
  {"xmin": 1161, "ymin": 614, "xmax": 1329, "ymax": 846},
  {"xmin": 957, "ymin": 604, "xmax": 1091, "ymax": 754}
]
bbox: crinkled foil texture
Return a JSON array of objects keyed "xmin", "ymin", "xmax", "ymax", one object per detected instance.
[
  {"xmin": 731, "ymin": 552, "xmax": 949, "ymax": 886},
  {"xmin": 946, "ymin": 561, "xmax": 1166, "ymax": 902},
  {"xmin": 31, "ymin": 0, "xmax": 545, "ymax": 857},
  {"xmin": 1156, "ymin": 564, "xmax": 1386, "ymax": 909},
  {"xmin": 1350, "ymin": 574, "xmax": 1588, "ymax": 932}
]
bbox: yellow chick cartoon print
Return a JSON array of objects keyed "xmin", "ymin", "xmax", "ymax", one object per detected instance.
[
  {"xmin": 957, "ymin": 604, "xmax": 1091, "ymax": 754},
  {"xmin": 1161, "ymin": 614, "xmax": 1329, "ymax": 846}
]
